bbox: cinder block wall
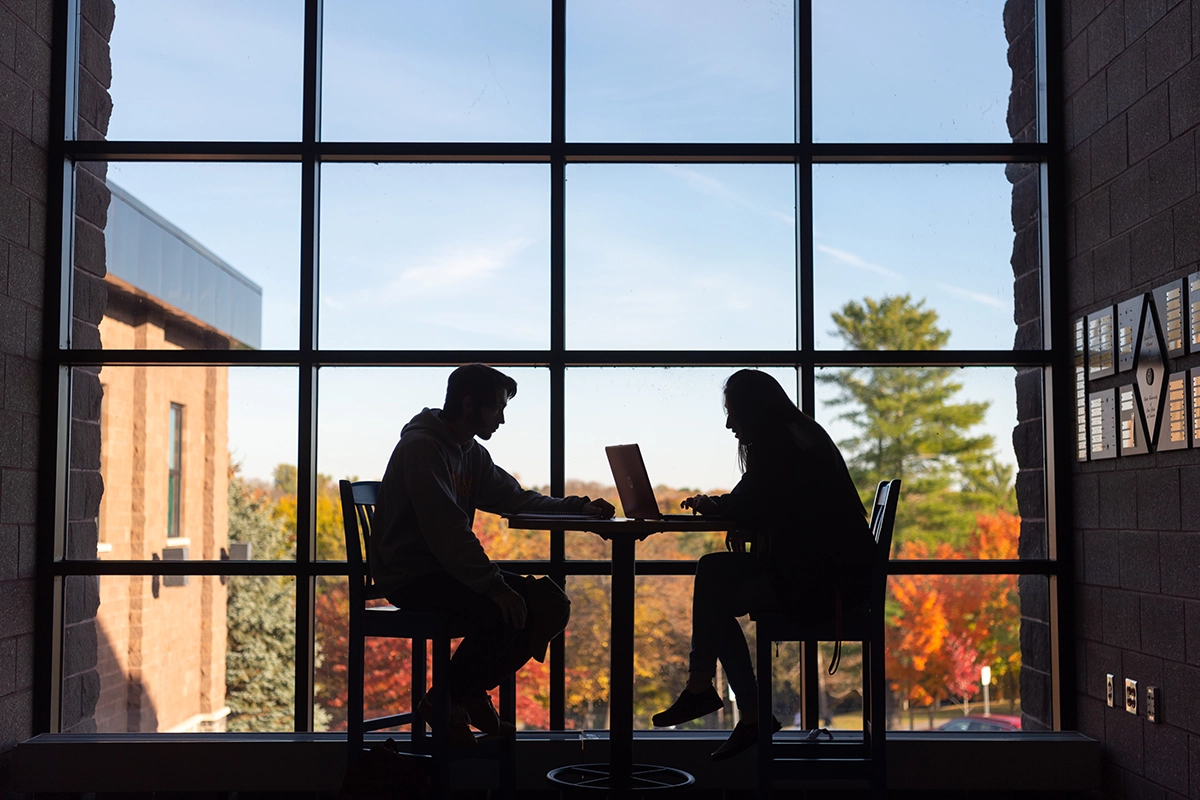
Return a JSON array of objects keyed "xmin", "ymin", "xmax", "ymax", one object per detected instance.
[
  {"xmin": 1062, "ymin": 1, "xmax": 1200, "ymax": 797},
  {"xmin": 0, "ymin": 0, "xmax": 53, "ymax": 769},
  {"xmin": 0, "ymin": 0, "xmax": 112, "ymax": 780}
]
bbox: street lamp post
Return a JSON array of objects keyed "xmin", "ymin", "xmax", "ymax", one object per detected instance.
[{"xmin": 981, "ymin": 665, "xmax": 992, "ymax": 717}]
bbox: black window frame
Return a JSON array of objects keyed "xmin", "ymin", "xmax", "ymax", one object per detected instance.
[{"xmin": 35, "ymin": 0, "xmax": 1072, "ymax": 735}]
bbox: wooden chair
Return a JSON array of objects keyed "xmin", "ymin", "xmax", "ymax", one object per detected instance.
[
  {"xmin": 341, "ymin": 479, "xmax": 516, "ymax": 798},
  {"xmin": 751, "ymin": 479, "xmax": 900, "ymax": 799}
]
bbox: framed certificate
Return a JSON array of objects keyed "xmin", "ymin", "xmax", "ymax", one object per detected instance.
[
  {"xmin": 1153, "ymin": 279, "xmax": 1185, "ymax": 357},
  {"xmin": 1089, "ymin": 388, "xmax": 1117, "ymax": 460},
  {"xmin": 1118, "ymin": 384, "xmax": 1148, "ymax": 456},
  {"xmin": 1159, "ymin": 371, "xmax": 1189, "ymax": 451},
  {"xmin": 1088, "ymin": 307, "xmax": 1115, "ymax": 378},
  {"xmin": 1074, "ymin": 317, "xmax": 1088, "ymax": 461}
]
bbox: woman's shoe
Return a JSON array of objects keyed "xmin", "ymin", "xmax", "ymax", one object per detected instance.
[
  {"xmin": 710, "ymin": 715, "xmax": 782, "ymax": 762},
  {"xmin": 651, "ymin": 686, "xmax": 725, "ymax": 727}
]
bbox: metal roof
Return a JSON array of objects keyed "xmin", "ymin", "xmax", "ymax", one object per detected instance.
[{"xmin": 104, "ymin": 181, "xmax": 263, "ymax": 349}]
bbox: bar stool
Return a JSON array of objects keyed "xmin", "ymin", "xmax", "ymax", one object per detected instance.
[
  {"xmin": 341, "ymin": 479, "xmax": 516, "ymax": 798},
  {"xmin": 751, "ymin": 479, "xmax": 900, "ymax": 799}
]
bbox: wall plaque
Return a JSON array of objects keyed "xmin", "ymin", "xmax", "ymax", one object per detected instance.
[
  {"xmin": 1193, "ymin": 369, "xmax": 1200, "ymax": 448},
  {"xmin": 1116, "ymin": 296, "xmax": 1143, "ymax": 372},
  {"xmin": 1160, "ymin": 371, "xmax": 1190, "ymax": 451},
  {"xmin": 1118, "ymin": 384, "xmax": 1148, "ymax": 455},
  {"xmin": 1153, "ymin": 279, "xmax": 1185, "ymax": 357},
  {"xmin": 1190, "ymin": 271, "xmax": 1200, "ymax": 354},
  {"xmin": 1089, "ymin": 388, "xmax": 1117, "ymax": 459},
  {"xmin": 1088, "ymin": 307, "xmax": 1115, "ymax": 378},
  {"xmin": 1075, "ymin": 317, "xmax": 1088, "ymax": 461},
  {"xmin": 1136, "ymin": 300, "xmax": 1167, "ymax": 448}
]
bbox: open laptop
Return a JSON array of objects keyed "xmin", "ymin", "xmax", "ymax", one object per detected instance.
[{"xmin": 605, "ymin": 443, "xmax": 721, "ymax": 521}]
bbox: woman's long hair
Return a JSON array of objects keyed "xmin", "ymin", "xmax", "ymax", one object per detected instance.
[{"xmin": 723, "ymin": 369, "xmax": 808, "ymax": 475}]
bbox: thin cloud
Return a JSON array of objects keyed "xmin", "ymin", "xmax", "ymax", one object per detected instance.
[
  {"xmin": 399, "ymin": 238, "xmax": 531, "ymax": 289},
  {"xmin": 657, "ymin": 165, "xmax": 794, "ymax": 225},
  {"xmin": 659, "ymin": 164, "xmax": 751, "ymax": 208},
  {"xmin": 937, "ymin": 282, "xmax": 1009, "ymax": 310},
  {"xmin": 815, "ymin": 244, "xmax": 901, "ymax": 279}
]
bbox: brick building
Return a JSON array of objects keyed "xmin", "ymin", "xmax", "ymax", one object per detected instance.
[{"xmin": 89, "ymin": 181, "xmax": 261, "ymax": 733}]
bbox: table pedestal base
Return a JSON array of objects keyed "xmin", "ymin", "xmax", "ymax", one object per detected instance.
[{"xmin": 547, "ymin": 763, "xmax": 694, "ymax": 793}]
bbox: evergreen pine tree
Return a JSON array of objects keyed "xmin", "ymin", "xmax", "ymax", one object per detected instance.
[
  {"xmin": 818, "ymin": 295, "xmax": 1012, "ymax": 550},
  {"xmin": 225, "ymin": 470, "xmax": 307, "ymax": 731}
]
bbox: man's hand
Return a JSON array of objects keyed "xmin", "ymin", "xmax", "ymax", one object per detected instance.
[
  {"xmin": 681, "ymin": 494, "xmax": 719, "ymax": 515},
  {"xmin": 492, "ymin": 587, "xmax": 528, "ymax": 629},
  {"xmin": 582, "ymin": 497, "xmax": 616, "ymax": 519}
]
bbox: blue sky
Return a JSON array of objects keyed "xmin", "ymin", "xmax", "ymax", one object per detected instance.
[{"xmin": 98, "ymin": 0, "xmax": 1026, "ymax": 491}]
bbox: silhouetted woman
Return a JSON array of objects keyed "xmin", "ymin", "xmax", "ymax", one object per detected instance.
[{"xmin": 652, "ymin": 369, "xmax": 872, "ymax": 760}]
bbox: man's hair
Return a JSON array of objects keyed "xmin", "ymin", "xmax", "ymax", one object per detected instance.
[{"xmin": 442, "ymin": 363, "xmax": 518, "ymax": 420}]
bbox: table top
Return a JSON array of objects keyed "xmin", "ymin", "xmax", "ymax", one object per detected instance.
[{"xmin": 503, "ymin": 514, "xmax": 737, "ymax": 540}]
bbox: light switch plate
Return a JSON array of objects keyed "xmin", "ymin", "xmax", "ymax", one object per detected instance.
[
  {"xmin": 1147, "ymin": 686, "xmax": 1159, "ymax": 722},
  {"xmin": 1106, "ymin": 674, "xmax": 1114, "ymax": 707},
  {"xmin": 1125, "ymin": 678, "xmax": 1138, "ymax": 715}
]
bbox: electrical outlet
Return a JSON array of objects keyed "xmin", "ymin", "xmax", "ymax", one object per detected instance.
[
  {"xmin": 1146, "ymin": 686, "xmax": 1159, "ymax": 723},
  {"xmin": 1106, "ymin": 674, "xmax": 1114, "ymax": 707},
  {"xmin": 1125, "ymin": 678, "xmax": 1138, "ymax": 715}
]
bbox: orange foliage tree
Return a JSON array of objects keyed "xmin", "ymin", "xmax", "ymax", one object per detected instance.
[{"xmin": 885, "ymin": 509, "xmax": 1021, "ymax": 727}]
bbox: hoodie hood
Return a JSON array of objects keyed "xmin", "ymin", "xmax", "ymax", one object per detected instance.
[{"xmin": 402, "ymin": 408, "xmax": 475, "ymax": 453}]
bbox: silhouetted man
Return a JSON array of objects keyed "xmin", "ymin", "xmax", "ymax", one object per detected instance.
[{"xmin": 372, "ymin": 363, "xmax": 614, "ymax": 744}]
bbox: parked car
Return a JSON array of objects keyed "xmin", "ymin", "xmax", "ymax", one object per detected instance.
[{"xmin": 935, "ymin": 714, "xmax": 1022, "ymax": 732}]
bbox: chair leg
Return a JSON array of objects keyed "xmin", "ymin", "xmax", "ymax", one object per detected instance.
[
  {"xmin": 347, "ymin": 625, "xmax": 365, "ymax": 764},
  {"xmin": 498, "ymin": 673, "xmax": 517, "ymax": 799},
  {"xmin": 869, "ymin": 636, "xmax": 888, "ymax": 795},
  {"xmin": 431, "ymin": 633, "xmax": 453, "ymax": 798},
  {"xmin": 412, "ymin": 637, "xmax": 428, "ymax": 745},
  {"xmin": 756, "ymin": 631, "xmax": 773, "ymax": 799}
]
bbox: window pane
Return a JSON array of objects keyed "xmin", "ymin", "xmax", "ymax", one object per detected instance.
[
  {"xmin": 319, "ymin": 164, "xmax": 550, "ymax": 350},
  {"xmin": 813, "ymin": 0, "xmax": 1019, "ymax": 143},
  {"xmin": 75, "ymin": 162, "xmax": 300, "ymax": 351},
  {"xmin": 64, "ymin": 574, "xmax": 296, "ymax": 733},
  {"xmin": 102, "ymin": 0, "xmax": 303, "ymax": 140},
  {"xmin": 566, "ymin": 165, "xmax": 797, "ymax": 350},
  {"xmin": 813, "ymin": 164, "xmax": 1030, "ymax": 351},
  {"xmin": 321, "ymin": 1, "xmax": 550, "ymax": 142},
  {"xmin": 564, "ymin": 575, "xmax": 610, "ymax": 730},
  {"xmin": 79, "ymin": 366, "xmax": 298, "ymax": 561},
  {"xmin": 815, "ymin": 367, "xmax": 1045, "ymax": 559},
  {"xmin": 567, "ymin": 0, "xmax": 794, "ymax": 142},
  {"xmin": 631, "ymin": 576, "xmax": 699, "ymax": 730},
  {"xmin": 316, "ymin": 367, "xmax": 550, "ymax": 561},
  {"xmin": 881, "ymin": 574, "xmax": 1044, "ymax": 731},
  {"xmin": 565, "ymin": 367, "xmax": 797, "ymax": 558}
]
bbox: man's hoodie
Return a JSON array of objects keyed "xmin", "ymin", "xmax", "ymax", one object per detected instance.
[{"xmin": 370, "ymin": 408, "xmax": 591, "ymax": 599}]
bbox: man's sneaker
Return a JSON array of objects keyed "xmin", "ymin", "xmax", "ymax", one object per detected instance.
[
  {"xmin": 651, "ymin": 686, "xmax": 725, "ymax": 727},
  {"xmin": 460, "ymin": 691, "xmax": 516, "ymax": 737},
  {"xmin": 416, "ymin": 696, "xmax": 477, "ymax": 748}
]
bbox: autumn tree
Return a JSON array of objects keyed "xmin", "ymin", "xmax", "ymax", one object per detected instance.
[
  {"xmin": 886, "ymin": 510, "xmax": 1021, "ymax": 727},
  {"xmin": 271, "ymin": 465, "xmax": 349, "ymax": 559}
]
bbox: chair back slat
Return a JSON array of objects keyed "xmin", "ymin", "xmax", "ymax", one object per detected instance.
[
  {"xmin": 867, "ymin": 479, "xmax": 901, "ymax": 615},
  {"xmin": 340, "ymin": 480, "xmax": 382, "ymax": 595}
]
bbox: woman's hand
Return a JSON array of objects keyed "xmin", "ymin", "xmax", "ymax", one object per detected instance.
[{"xmin": 681, "ymin": 494, "xmax": 719, "ymax": 515}]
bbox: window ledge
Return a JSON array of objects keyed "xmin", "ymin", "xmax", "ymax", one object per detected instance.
[{"xmin": 10, "ymin": 731, "xmax": 1100, "ymax": 794}]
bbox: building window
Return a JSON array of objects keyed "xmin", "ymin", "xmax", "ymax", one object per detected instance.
[{"xmin": 167, "ymin": 403, "xmax": 183, "ymax": 541}]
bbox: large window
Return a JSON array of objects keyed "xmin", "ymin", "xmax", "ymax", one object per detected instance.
[{"xmin": 46, "ymin": 0, "xmax": 1059, "ymax": 737}]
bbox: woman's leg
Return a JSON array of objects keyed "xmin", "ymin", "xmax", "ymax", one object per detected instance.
[
  {"xmin": 688, "ymin": 551, "xmax": 775, "ymax": 701},
  {"xmin": 716, "ymin": 616, "xmax": 759, "ymax": 715}
]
